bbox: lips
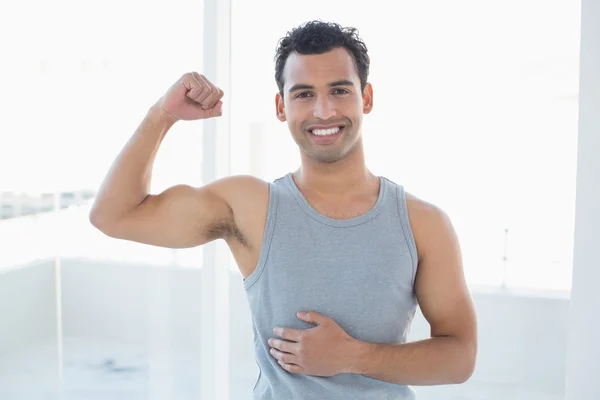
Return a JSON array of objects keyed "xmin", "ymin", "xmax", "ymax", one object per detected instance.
[
  {"xmin": 307, "ymin": 124, "xmax": 345, "ymax": 132},
  {"xmin": 310, "ymin": 126, "xmax": 341, "ymax": 136},
  {"xmin": 307, "ymin": 126, "xmax": 344, "ymax": 145}
]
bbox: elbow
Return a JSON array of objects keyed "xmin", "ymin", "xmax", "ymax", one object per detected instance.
[
  {"xmin": 88, "ymin": 208, "xmax": 105, "ymax": 229},
  {"xmin": 88, "ymin": 208, "xmax": 116, "ymax": 235},
  {"xmin": 88, "ymin": 209, "xmax": 100, "ymax": 227},
  {"xmin": 454, "ymin": 363, "xmax": 475, "ymax": 384},
  {"xmin": 88, "ymin": 199, "xmax": 105, "ymax": 227},
  {"xmin": 454, "ymin": 341, "xmax": 477, "ymax": 384}
]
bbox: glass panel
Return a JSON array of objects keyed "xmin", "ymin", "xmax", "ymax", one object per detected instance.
[{"xmin": 0, "ymin": 0, "xmax": 207, "ymax": 398}]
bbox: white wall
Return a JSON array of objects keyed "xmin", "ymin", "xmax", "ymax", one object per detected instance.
[
  {"xmin": 0, "ymin": 260, "xmax": 61, "ymax": 399},
  {"xmin": 0, "ymin": 260, "xmax": 57, "ymax": 356},
  {"xmin": 59, "ymin": 258, "xmax": 206, "ymax": 395},
  {"xmin": 60, "ymin": 258, "xmax": 203, "ymax": 348},
  {"xmin": 565, "ymin": 0, "xmax": 600, "ymax": 398}
]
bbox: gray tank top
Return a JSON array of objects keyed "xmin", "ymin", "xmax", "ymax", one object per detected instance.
[{"xmin": 243, "ymin": 172, "xmax": 418, "ymax": 400}]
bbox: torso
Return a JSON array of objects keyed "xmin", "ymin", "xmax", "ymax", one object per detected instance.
[{"xmin": 224, "ymin": 175, "xmax": 427, "ymax": 281}]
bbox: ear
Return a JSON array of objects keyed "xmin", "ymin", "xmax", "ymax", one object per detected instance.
[
  {"xmin": 362, "ymin": 83, "xmax": 374, "ymax": 114},
  {"xmin": 275, "ymin": 92, "xmax": 286, "ymax": 122}
]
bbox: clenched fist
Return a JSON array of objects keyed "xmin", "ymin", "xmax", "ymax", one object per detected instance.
[{"xmin": 155, "ymin": 72, "xmax": 224, "ymax": 122}]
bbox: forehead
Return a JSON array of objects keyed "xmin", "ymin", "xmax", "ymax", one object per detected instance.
[{"xmin": 282, "ymin": 47, "xmax": 359, "ymax": 90}]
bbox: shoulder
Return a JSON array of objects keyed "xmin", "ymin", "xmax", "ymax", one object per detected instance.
[
  {"xmin": 202, "ymin": 175, "xmax": 271, "ymax": 248},
  {"xmin": 404, "ymin": 191, "xmax": 457, "ymax": 262},
  {"xmin": 200, "ymin": 174, "xmax": 270, "ymax": 210},
  {"xmin": 223, "ymin": 174, "xmax": 270, "ymax": 212}
]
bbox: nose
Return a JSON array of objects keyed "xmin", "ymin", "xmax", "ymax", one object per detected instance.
[{"xmin": 312, "ymin": 96, "xmax": 337, "ymax": 120}]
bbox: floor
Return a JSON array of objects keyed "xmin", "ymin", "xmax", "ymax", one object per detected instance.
[{"xmin": 0, "ymin": 338, "xmax": 565, "ymax": 400}]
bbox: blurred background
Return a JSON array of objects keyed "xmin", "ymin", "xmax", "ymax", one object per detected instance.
[{"xmin": 1, "ymin": 0, "xmax": 597, "ymax": 399}]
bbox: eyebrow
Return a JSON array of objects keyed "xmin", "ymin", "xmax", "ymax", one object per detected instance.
[{"xmin": 288, "ymin": 80, "xmax": 355, "ymax": 93}]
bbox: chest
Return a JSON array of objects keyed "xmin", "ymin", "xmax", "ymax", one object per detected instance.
[{"xmin": 266, "ymin": 223, "xmax": 415, "ymax": 334}]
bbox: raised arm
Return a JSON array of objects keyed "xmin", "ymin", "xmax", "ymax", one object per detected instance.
[{"xmin": 89, "ymin": 72, "xmax": 262, "ymax": 248}]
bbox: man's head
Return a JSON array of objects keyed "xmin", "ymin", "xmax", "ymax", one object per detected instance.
[{"xmin": 274, "ymin": 21, "xmax": 373, "ymax": 164}]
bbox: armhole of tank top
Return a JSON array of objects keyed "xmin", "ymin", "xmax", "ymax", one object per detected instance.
[
  {"xmin": 396, "ymin": 185, "xmax": 418, "ymax": 287},
  {"xmin": 243, "ymin": 181, "xmax": 279, "ymax": 290}
]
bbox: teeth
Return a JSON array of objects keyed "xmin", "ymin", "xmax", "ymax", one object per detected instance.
[{"xmin": 311, "ymin": 127, "xmax": 341, "ymax": 136}]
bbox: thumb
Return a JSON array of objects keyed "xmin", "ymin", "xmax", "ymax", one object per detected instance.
[
  {"xmin": 297, "ymin": 311, "xmax": 327, "ymax": 325},
  {"xmin": 206, "ymin": 100, "xmax": 223, "ymax": 119}
]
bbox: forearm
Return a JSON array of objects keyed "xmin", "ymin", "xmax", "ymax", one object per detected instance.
[
  {"xmin": 349, "ymin": 336, "xmax": 476, "ymax": 386},
  {"xmin": 89, "ymin": 104, "xmax": 177, "ymax": 222}
]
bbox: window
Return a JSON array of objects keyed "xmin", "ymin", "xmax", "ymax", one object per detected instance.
[
  {"xmin": 0, "ymin": 1, "xmax": 208, "ymax": 398},
  {"xmin": 231, "ymin": 0, "xmax": 580, "ymax": 291},
  {"xmin": 1, "ymin": 0, "xmax": 206, "ymax": 268}
]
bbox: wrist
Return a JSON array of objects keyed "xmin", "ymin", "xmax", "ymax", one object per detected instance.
[
  {"xmin": 148, "ymin": 103, "xmax": 179, "ymax": 127},
  {"xmin": 346, "ymin": 340, "xmax": 375, "ymax": 375}
]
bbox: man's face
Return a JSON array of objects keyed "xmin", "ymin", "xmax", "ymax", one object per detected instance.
[{"xmin": 275, "ymin": 47, "xmax": 373, "ymax": 163}]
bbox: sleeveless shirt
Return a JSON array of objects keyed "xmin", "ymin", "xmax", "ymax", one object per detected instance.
[{"xmin": 243, "ymin": 172, "xmax": 418, "ymax": 399}]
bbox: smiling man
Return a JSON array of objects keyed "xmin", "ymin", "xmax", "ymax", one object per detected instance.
[{"xmin": 90, "ymin": 20, "xmax": 478, "ymax": 400}]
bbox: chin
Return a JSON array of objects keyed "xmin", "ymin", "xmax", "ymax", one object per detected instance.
[{"xmin": 308, "ymin": 148, "xmax": 350, "ymax": 164}]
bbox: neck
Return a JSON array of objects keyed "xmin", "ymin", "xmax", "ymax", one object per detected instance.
[{"xmin": 294, "ymin": 140, "xmax": 376, "ymax": 195}]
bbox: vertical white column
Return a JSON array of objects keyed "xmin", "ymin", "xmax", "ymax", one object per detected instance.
[
  {"xmin": 201, "ymin": 0, "xmax": 232, "ymax": 399},
  {"xmin": 565, "ymin": 1, "xmax": 600, "ymax": 398}
]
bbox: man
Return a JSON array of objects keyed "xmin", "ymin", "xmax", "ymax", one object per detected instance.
[{"xmin": 90, "ymin": 20, "xmax": 477, "ymax": 399}]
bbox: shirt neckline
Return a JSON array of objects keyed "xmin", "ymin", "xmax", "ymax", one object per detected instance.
[{"xmin": 283, "ymin": 172, "xmax": 386, "ymax": 228}]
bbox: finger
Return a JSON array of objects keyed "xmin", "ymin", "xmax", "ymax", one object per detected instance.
[
  {"xmin": 206, "ymin": 100, "xmax": 223, "ymax": 119},
  {"xmin": 269, "ymin": 338, "xmax": 299, "ymax": 354},
  {"xmin": 185, "ymin": 72, "xmax": 207, "ymax": 103},
  {"xmin": 270, "ymin": 348, "xmax": 298, "ymax": 365},
  {"xmin": 298, "ymin": 311, "xmax": 328, "ymax": 326},
  {"xmin": 190, "ymin": 73, "xmax": 214, "ymax": 106},
  {"xmin": 201, "ymin": 80, "xmax": 222, "ymax": 110},
  {"xmin": 273, "ymin": 327, "xmax": 302, "ymax": 342},
  {"xmin": 208, "ymin": 88, "xmax": 225, "ymax": 110},
  {"xmin": 278, "ymin": 361, "xmax": 303, "ymax": 374}
]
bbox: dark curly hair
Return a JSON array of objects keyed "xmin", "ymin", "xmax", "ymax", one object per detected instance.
[{"xmin": 274, "ymin": 20, "xmax": 370, "ymax": 97}]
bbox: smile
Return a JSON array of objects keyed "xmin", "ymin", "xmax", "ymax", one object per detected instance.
[{"xmin": 307, "ymin": 126, "xmax": 344, "ymax": 144}]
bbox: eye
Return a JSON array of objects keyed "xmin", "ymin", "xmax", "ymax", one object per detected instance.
[
  {"xmin": 296, "ymin": 92, "xmax": 312, "ymax": 99},
  {"xmin": 333, "ymin": 88, "xmax": 349, "ymax": 95}
]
